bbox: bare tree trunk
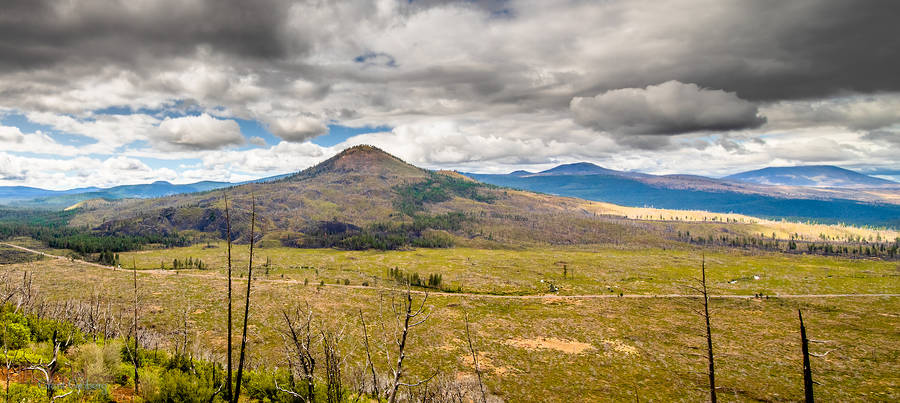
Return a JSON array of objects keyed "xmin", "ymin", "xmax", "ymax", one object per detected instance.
[
  {"xmin": 701, "ymin": 256, "xmax": 716, "ymax": 403},
  {"xmin": 465, "ymin": 312, "xmax": 487, "ymax": 403},
  {"xmin": 387, "ymin": 287, "xmax": 430, "ymax": 403},
  {"xmin": 279, "ymin": 305, "xmax": 316, "ymax": 402},
  {"xmin": 322, "ymin": 330, "xmax": 343, "ymax": 403},
  {"xmin": 799, "ymin": 310, "xmax": 814, "ymax": 403},
  {"xmin": 234, "ymin": 195, "xmax": 257, "ymax": 402},
  {"xmin": 132, "ymin": 257, "xmax": 140, "ymax": 397},
  {"xmin": 224, "ymin": 193, "xmax": 234, "ymax": 402},
  {"xmin": 359, "ymin": 309, "xmax": 379, "ymax": 398}
]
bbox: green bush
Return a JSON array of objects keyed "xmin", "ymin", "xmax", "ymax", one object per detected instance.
[
  {"xmin": 72, "ymin": 341, "xmax": 122, "ymax": 383},
  {"xmin": 26, "ymin": 315, "xmax": 84, "ymax": 348},
  {"xmin": 0, "ymin": 321, "xmax": 31, "ymax": 349},
  {"xmin": 7, "ymin": 383, "xmax": 47, "ymax": 402},
  {"xmin": 147, "ymin": 368, "xmax": 219, "ymax": 403}
]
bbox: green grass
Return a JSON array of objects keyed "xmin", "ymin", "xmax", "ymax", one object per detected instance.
[
  {"xmin": 4, "ymin": 238, "xmax": 899, "ymax": 402},
  {"xmin": 4, "ymin": 255, "xmax": 898, "ymax": 402},
  {"xmin": 115, "ymin": 243, "xmax": 900, "ymax": 296}
]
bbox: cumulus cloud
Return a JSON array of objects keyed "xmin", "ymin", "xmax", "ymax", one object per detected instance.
[
  {"xmin": 0, "ymin": 152, "xmax": 178, "ymax": 189},
  {"xmin": 0, "ymin": 126, "xmax": 24, "ymax": 143},
  {"xmin": 0, "ymin": 153, "xmax": 26, "ymax": 180},
  {"xmin": 570, "ymin": 81, "xmax": 766, "ymax": 136},
  {"xmin": 762, "ymin": 94, "xmax": 900, "ymax": 131},
  {"xmin": 154, "ymin": 113, "xmax": 245, "ymax": 150},
  {"xmin": 266, "ymin": 116, "xmax": 328, "ymax": 142},
  {"xmin": 0, "ymin": 0, "xmax": 898, "ymax": 185}
]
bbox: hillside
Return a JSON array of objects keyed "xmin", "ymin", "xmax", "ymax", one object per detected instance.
[
  {"xmin": 724, "ymin": 165, "xmax": 898, "ymax": 188},
  {"xmin": 65, "ymin": 146, "xmax": 660, "ymax": 248}
]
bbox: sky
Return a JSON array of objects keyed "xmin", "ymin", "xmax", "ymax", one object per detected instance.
[{"xmin": 0, "ymin": 0, "xmax": 898, "ymax": 190}]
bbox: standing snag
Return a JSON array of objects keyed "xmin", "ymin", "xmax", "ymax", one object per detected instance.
[
  {"xmin": 799, "ymin": 310, "xmax": 814, "ymax": 403},
  {"xmin": 702, "ymin": 256, "xmax": 716, "ymax": 403},
  {"xmin": 223, "ymin": 192, "xmax": 234, "ymax": 402},
  {"xmin": 387, "ymin": 286, "xmax": 433, "ymax": 403},
  {"xmin": 234, "ymin": 194, "xmax": 258, "ymax": 402}
]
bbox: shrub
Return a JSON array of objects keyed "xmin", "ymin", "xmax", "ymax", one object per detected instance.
[
  {"xmin": 0, "ymin": 322, "xmax": 31, "ymax": 349},
  {"xmin": 147, "ymin": 369, "xmax": 218, "ymax": 403},
  {"xmin": 72, "ymin": 341, "xmax": 122, "ymax": 383}
]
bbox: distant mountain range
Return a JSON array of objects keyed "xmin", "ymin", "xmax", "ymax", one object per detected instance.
[
  {"xmin": 724, "ymin": 165, "xmax": 897, "ymax": 188},
  {"xmin": 464, "ymin": 163, "xmax": 900, "ymax": 227},
  {"xmin": 0, "ymin": 174, "xmax": 290, "ymax": 208},
  {"xmin": 2, "ymin": 157, "xmax": 899, "ymax": 227}
]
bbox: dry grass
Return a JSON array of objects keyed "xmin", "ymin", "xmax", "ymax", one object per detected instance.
[
  {"xmin": 580, "ymin": 200, "xmax": 900, "ymax": 242},
  {"xmin": 2, "ymin": 245, "xmax": 898, "ymax": 402}
]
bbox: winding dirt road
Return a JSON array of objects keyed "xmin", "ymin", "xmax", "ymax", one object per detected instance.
[{"xmin": 3, "ymin": 242, "xmax": 898, "ymax": 300}]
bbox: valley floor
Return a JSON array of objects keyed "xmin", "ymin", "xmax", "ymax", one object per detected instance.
[{"xmin": 1, "ymin": 241, "xmax": 898, "ymax": 401}]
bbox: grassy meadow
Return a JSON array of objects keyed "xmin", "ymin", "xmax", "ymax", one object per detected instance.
[
  {"xmin": 103, "ymin": 242, "xmax": 900, "ymax": 296},
  {"xmin": 2, "ymin": 239, "xmax": 898, "ymax": 401}
]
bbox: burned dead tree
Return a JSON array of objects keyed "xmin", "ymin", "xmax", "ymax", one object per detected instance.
[
  {"xmin": 223, "ymin": 192, "xmax": 235, "ymax": 402},
  {"xmin": 24, "ymin": 331, "xmax": 73, "ymax": 402},
  {"xmin": 277, "ymin": 303, "xmax": 317, "ymax": 402},
  {"xmin": 799, "ymin": 310, "xmax": 814, "ymax": 403},
  {"xmin": 233, "ymin": 195, "xmax": 258, "ymax": 402},
  {"xmin": 685, "ymin": 255, "xmax": 717, "ymax": 403},
  {"xmin": 702, "ymin": 257, "xmax": 716, "ymax": 403},
  {"xmin": 386, "ymin": 287, "xmax": 433, "ymax": 403},
  {"xmin": 359, "ymin": 308, "xmax": 379, "ymax": 398},
  {"xmin": 131, "ymin": 257, "xmax": 140, "ymax": 395},
  {"xmin": 321, "ymin": 329, "xmax": 344, "ymax": 403},
  {"xmin": 465, "ymin": 312, "xmax": 488, "ymax": 403}
]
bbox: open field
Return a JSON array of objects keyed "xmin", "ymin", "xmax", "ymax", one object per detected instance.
[
  {"xmin": 98, "ymin": 242, "xmax": 900, "ymax": 297},
  {"xmin": 580, "ymin": 200, "xmax": 900, "ymax": 242},
  {"xmin": 2, "ymin": 241, "xmax": 899, "ymax": 402}
]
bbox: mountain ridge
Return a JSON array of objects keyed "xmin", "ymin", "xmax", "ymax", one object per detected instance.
[{"xmin": 724, "ymin": 165, "xmax": 897, "ymax": 188}]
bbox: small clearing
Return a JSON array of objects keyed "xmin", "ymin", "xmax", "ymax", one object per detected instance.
[{"xmin": 505, "ymin": 337, "xmax": 594, "ymax": 354}]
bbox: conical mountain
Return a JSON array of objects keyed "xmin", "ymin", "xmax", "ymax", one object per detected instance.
[
  {"xmin": 289, "ymin": 145, "xmax": 427, "ymax": 180},
  {"xmin": 71, "ymin": 145, "xmax": 643, "ymax": 246}
]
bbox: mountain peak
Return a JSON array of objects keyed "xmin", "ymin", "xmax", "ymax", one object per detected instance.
[
  {"xmin": 508, "ymin": 170, "xmax": 533, "ymax": 176},
  {"xmin": 724, "ymin": 165, "xmax": 897, "ymax": 188},
  {"xmin": 533, "ymin": 162, "xmax": 648, "ymax": 179},
  {"xmin": 291, "ymin": 145, "xmax": 426, "ymax": 179}
]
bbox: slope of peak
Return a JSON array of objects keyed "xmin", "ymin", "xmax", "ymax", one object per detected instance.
[
  {"xmin": 434, "ymin": 170, "xmax": 478, "ymax": 182},
  {"xmin": 532, "ymin": 162, "xmax": 648, "ymax": 178},
  {"xmin": 289, "ymin": 145, "xmax": 426, "ymax": 180},
  {"xmin": 725, "ymin": 165, "xmax": 897, "ymax": 188}
]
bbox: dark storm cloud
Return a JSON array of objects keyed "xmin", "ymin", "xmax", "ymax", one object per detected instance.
[
  {"xmin": 571, "ymin": 81, "xmax": 765, "ymax": 136},
  {"xmin": 0, "ymin": 0, "xmax": 293, "ymax": 72},
  {"xmin": 863, "ymin": 130, "xmax": 900, "ymax": 146},
  {"xmin": 574, "ymin": 0, "xmax": 900, "ymax": 102}
]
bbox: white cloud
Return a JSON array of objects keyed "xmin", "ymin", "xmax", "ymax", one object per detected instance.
[
  {"xmin": 266, "ymin": 116, "xmax": 328, "ymax": 142},
  {"xmin": 0, "ymin": 126, "xmax": 25, "ymax": 143},
  {"xmin": 0, "ymin": 1, "xmax": 897, "ymax": 187},
  {"xmin": 154, "ymin": 113, "xmax": 245, "ymax": 150}
]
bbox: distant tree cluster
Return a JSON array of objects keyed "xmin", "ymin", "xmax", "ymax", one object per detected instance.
[
  {"xmin": 678, "ymin": 230, "xmax": 900, "ymax": 259},
  {"xmin": 172, "ymin": 256, "xmax": 207, "ymax": 270},
  {"xmin": 97, "ymin": 251, "xmax": 120, "ymax": 266},
  {"xmin": 394, "ymin": 174, "xmax": 497, "ymax": 215},
  {"xmin": 0, "ymin": 209, "xmax": 189, "ymax": 255},
  {"xmin": 290, "ymin": 213, "xmax": 464, "ymax": 251},
  {"xmin": 388, "ymin": 267, "xmax": 446, "ymax": 290}
]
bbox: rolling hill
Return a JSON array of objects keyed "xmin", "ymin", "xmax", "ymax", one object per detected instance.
[
  {"xmin": 724, "ymin": 165, "xmax": 898, "ymax": 188},
  {"xmin": 66, "ymin": 146, "xmax": 667, "ymax": 247}
]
